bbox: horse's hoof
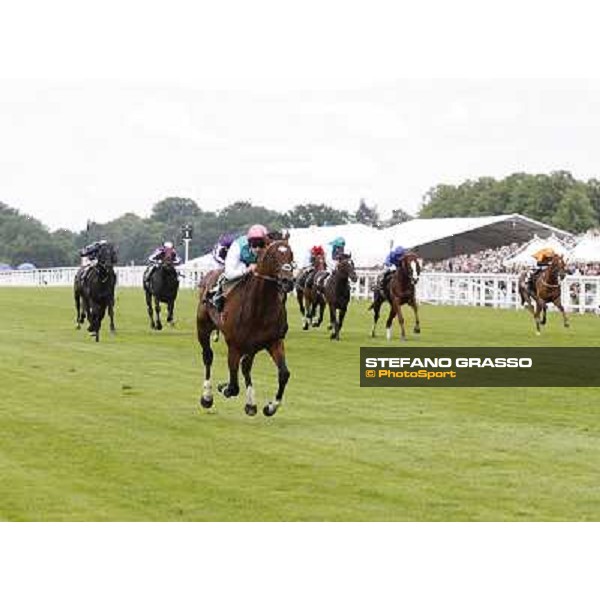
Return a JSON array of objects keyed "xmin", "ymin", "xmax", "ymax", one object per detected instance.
[
  {"xmin": 535, "ymin": 331, "xmax": 541, "ymax": 336},
  {"xmin": 245, "ymin": 404, "xmax": 257, "ymax": 417},
  {"xmin": 564, "ymin": 323, "xmax": 570, "ymax": 328},
  {"xmin": 400, "ymin": 336, "xmax": 407, "ymax": 342},
  {"xmin": 217, "ymin": 383, "xmax": 238, "ymax": 398},
  {"xmin": 414, "ymin": 327, "xmax": 421, "ymax": 334},
  {"xmin": 200, "ymin": 395, "xmax": 214, "ymax": 409},
  {"xmin": 156, "ymin": 323, "xmax": 163, "ymax": 331},
  {"xmin": 263, "ymin": 403, "xmax": 277, "ymax": 417},
  {"xmin": 330, "ymin": 332, "xmax": 336, "ymax": 340},
  {"xmin": 150, "ymin": 323, "xmax": 156, "ymax": 330},
  {"xmin": 302, "ymin": 323, "xmax": 309, "ymax": 331}
]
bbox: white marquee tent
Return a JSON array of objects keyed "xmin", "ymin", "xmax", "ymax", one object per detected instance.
[
  {"xmin": 568, "ymin": 232, "xmax": 600, "ymax": 262},
  {"xmin": 504, "ymin": 235, "xmax": 571, "ymax": 266},
  {"xmin": 187, "ymin": 214, "xmax": 571, "ymax": 268}
]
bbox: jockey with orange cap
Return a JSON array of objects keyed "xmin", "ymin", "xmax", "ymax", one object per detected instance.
[
  {"xmin": 527, "ymin": 247, "xmax": 557, "ymax": 294},
  {"xmin": 210, "ymin": 224, "xmax": 269, "ymax": 311}
]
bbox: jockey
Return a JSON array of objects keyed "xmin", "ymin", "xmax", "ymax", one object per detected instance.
[
  {"xmin": 527, "ymin": 247, "xmax": 556, "ymax": 294},
  {"xmin": 78, "ymin": 240, "xmax": 117, "ymax": 283},
  {"xmin": 145, "ymin": 241, "xmax": 182, "ymax": 284},
  {"xmin": 328, "ymin": 236, "xmax": 346, "ymax": 269},
  {"xmin": 305, "ymin": 245, "xmax": 326, "ymax": 288},
  {"xmin": 380, "ymin": 245, "xmax": 406, "ymax": 289},
  {"xmin": 148, "ymin": 241, "xmax": 182, "ymax": 266},
  {"xmin": 212, "ymin": 232, "xmax": 237, "ymax": 266},
  {"xmin": 210, "ymin": 224, "xmax": 268, "ymax": 311},
  {"xmin": 80, "ymin": 239, "xmax": 109, "ymax": 264}
]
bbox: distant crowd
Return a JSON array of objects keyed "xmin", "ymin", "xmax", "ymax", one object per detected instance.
[
  {"xmin": 422, "ymin": 238, "xmax": 600, "ymax": 276},
  {"xmin": 423, "ymin": 244, "xmax": 522, "ymax": 274}
]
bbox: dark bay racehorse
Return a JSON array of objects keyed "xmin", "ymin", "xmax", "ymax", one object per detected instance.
[
  {"xmin": 519, "ymin": 254, "xmax": 569, "ymax": 334},
  {"xmin": 369, "ymin": 252, "xmax": 421, "ymax": 341},
  {"xmin": 74, "ymin": 244, "xmax": 117, "ymax": 342},
  {"xmin": 296, "ymin": 253, "xmax": 327, "ymax": 330},
  {"xmin": 316, "ymin": 254, "xmax": 357, "ymax": 341},
  {"xmin": 196, "ymin": 239, "xmax": 295, "ymax": 417},
  {"xmin": 143, "ymin": 250, "xmax": 180, "ymax": 330}
]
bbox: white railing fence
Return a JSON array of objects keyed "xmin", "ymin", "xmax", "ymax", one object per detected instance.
[{"xmin": 1, "ymin": 267, "xmax": 599, "ymax": 313}]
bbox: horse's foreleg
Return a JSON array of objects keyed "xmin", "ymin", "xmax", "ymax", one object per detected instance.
[
  {"xmin": 264, "ymin": 339, "xmax": 290, "ymax": 417},
  {"xmin": 95, "ymin": 303, "xmax": 107, "ymax": 342},
  {"xmin": 145, "ymin": 290, "xmax": 156, "ymax": 329},
  {"xmin": 394, "ymin": 300, "xmax": 407, "ymax": 341},
  {"xmin": 302, "ymin": 294, "xmax": 311, "ymax": 330},
  {"xmin": 316, "ymin": 298, "xmax": 325, "ymax": 327},
  {"xmin": 241, "ymin": 353, "xmax": 257, "ymax": 416},
  {"xmin": 385, "ymin": 306, "xmax": 396, "ymax": 341},
  {"xmin": 217, "ymin": 346, "xmax": 241, "ymax": 398},
  {"xmin": 297, "ymin": 290, "xmax": 305, "ymax": 327},
  {"xmin": 328, "ymin": 303, "xmax": 338, "ymax": 339},
  {"xmin": 533, "ymin": 299, "xmax": 543, "ymax": 335},
  {"xmin": 167, "ymin": 300, "xmax": 175, "ymax": 326},
  {"xmin": 154, "ymin": 296, "xmax": 162, "ymax": 330},
  {"xmin": 410, "ymin": 300, "xmax": 421, "ymax": 334},
  {"xmin": 198, "ymin": 327, "xmax": 215, "ymax": 409},
  {"xmin": 336, "ymin": 306, "xmax": 347, "ymax": 341},
  {"xmin": 554, "ymin": 298, "xmax": 570, "ymax": 328},
  {"xmin": 108, "ymin": 299, "xmax": 116, "ymax": 333},
  {"xmin": 371, "ymin": 297, "xmax": 383, "ymax": 337}
]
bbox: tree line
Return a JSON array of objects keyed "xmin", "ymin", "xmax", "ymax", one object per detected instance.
[
  {"xmin": 0, "ymin": 198, "xmax": 410, "ymax": 267},
  {"xmin": 420, "ymin": 171, "xmax": 600, "ymax": 233},
  {"xmin": 2, "ymin": 170, "xmax": 599, "ymax": 268}
]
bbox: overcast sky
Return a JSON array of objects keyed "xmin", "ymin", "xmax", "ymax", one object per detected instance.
[{"xmin": 1, "ymin": 1, "xmax": 599, "ymax": 231}]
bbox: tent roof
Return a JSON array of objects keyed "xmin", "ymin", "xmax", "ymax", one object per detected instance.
[
  {"xmin": 382, "ymin": 214, "xmax": 570, "ymax": 261},
  {"xmin": 504, "ymin": 234, "xmax": 571, "ymax": 266},
  {"xmin": 189, "ymin": 215, "xmax": 572, "ymax": 268},
  {"xmin": 568, "ymin": 232, "xmax": 600, "ymax": 262}
]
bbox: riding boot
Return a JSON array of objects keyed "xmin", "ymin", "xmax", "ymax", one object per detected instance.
[{"xmin": 208, "ymin": 274, "xmax": 226, "ymax": 311}]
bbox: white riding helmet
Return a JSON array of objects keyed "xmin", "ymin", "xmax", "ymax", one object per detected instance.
[{"xmin": 164, "ymin": 241, "xmax": 174, "ymax": 249}]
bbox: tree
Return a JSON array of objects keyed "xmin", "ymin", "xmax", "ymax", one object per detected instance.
[
  {"xmin": 150, "ymin": 197, "xmax": 201, "ymax": 225},
  {"xmin": 552, "ymin": 187, "xmax": 598, "ymax": 233},
  {"xmin": 384, "ymin": 208, "xmax": 413, "ymax": 227},
  {"xmin": 354, "ymin": 199, "xmax": 379, "ymax": 227},
  {"xmin": 282, "ymin": 203, "xmax": 351, "ymax": 228}
]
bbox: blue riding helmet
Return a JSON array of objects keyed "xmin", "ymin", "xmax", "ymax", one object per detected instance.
[{"xmin": 385, "ymin": 246, "xmax": 406, "ymax": 266}]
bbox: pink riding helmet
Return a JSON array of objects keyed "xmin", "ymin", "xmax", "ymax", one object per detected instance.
[{"xmin": 247, "ymin": 224, "xmax": 268, "ymax": 240}]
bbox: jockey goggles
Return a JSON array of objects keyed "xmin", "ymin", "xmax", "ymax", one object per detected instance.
[{"xmin": 249, "ymin": 238, "xmax": 266, "ymax": 249}]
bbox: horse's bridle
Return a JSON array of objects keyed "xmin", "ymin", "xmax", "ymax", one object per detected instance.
[
  {"xmin": 255, "ymin": 241, "xmax": 295, "ymax": 292},
  {"xmin": 539, "ymin": 258, "xmax": 566, "ymax": 289}
]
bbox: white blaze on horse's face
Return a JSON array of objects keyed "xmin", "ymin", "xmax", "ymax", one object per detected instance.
[{"xmin": 410, "ymin": 261, "xmax": 419, "ymax": 282}]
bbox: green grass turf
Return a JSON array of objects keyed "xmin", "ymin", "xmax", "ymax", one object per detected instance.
[{"xmin": 1, "ymin": 286, "xmax": 599, "ymax": 521}]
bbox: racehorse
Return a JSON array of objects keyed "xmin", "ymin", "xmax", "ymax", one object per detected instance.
[
  {"xmin": 296, "ymin": 252, "xmax": 327, "ymax": 330},
  {"xmin": 316, "ymin": 254, "xmax": 357, "ymax": 341},
  {"xmin": 74, "ymin": 243, "xmax": 117, "ymax": 342},
  {"xmin": 518, "ymin": 254, "xmax": 569, "ymax": 334},
  {"xmin": 196, "ymin": 238, "xmax": 295, "ymax": 417},
  {"xmin": 369, "ymin": 252, "xmax": 421, "ymax": 341},
  {"xmin": 143, "ymin": 250, "xmax": 180, "ymax": 330}
]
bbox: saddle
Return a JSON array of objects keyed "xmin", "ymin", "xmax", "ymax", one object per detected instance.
[{"xmin": 313, "ymin": 270, "xmax": 330, "ymax": 293}]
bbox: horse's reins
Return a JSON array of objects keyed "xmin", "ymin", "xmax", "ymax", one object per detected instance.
[{"xmin": 538, "ymin": 260, "xmax": 565, "ymax": 289}]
